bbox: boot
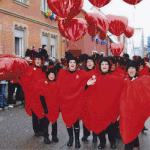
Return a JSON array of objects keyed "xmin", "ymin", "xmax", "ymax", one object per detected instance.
[
  {"xmin": 44, "ymin": 136, "xmax": 51, "ymax": 144},
  {"xmin": 74, "ymin": 127, "xmax": 81, "ymax": 148},
  {"xmin": 98, "ymin": 143, "xmax": 106, "ymax": 149},
  {"xmin": 92, "ymin": 132, "xmax": 97, "ymax": 143},
  {"xmin": 66, "ymin": 127, "xmax": 73, "ymax": 146},
  {"xmin": 52, "ymin": 121, "xmax": 59, "ymax": 142},
  {"xmin": 142, "ymin": 126, "xmax": 148, "ymax": 133}
]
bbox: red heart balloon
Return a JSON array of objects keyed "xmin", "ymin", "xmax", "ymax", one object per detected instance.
[
  {"xmin": 99, "ymin": 31, "xmax": 107, "ymax": 40},
  {"xmin": 110, "ymin": 42, "xmax": 124, "ymax": 56},
  {"xmin": 87, "ymin": 25, "xmax": 98, "ymax": 37},
  {"xmin": 85, "ymin": 13, "xmax": 108, "ymax": 35},
  {"xmin": 58, "ymin": 18, "xmax": 87, "ymax": 41},
  {"xmin": 123, "ymin": 0, "xmax": 142, "ymax": 5},
  {"xmin": 124, "ymin": 26, "xmax": 134, "ymax": 38},
  {"xmin": 106, "ymin": 15, "xmax": 128, "ymax": 36},
  {"xmin": 47, "ymin": 0, "xmax": 84, "ymax": 19},
  {"xmin": 88, "ymin": 0, "xmax": 111, "ymax": 8}
]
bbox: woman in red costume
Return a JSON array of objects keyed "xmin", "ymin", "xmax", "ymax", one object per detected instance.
[
  {"xmin": 57, "ymin": 56, "xmax": 89, "ymax": 148},
  {"xmin": 82, "ymin": 57, "xmax": 124, "ymax": 149},
  {"xmin": 81, "ymin": 56, "xmax": 98, "ymax": 143},
  {"xmin": 19, "ymin": 53, "xmax": 51, "ymax": 144},
  {"xmin": 119, "ymin": 61, "xmax": 150, "ymax": 150}
]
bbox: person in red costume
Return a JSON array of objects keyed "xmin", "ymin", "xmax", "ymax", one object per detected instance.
[
  {"xmin": 57, "ymin": 56, "xmax": 89, "ymax": 148},
  {"xmin": 119, "ymin": 61, "xmax": 150, "ymax": 150},
  {"xmin": 19, "ymin": 53, "xmax": 51, "ymax": 143},
  {"xmin": 30, "ymin": 67, "xmax": 60, "ymax": 144},
  {"xmin": 82, "ymin": 58, "xmax": 124, "ymax": 150},
  {"xmin": 81, "ymin": 56, "xmax": 98, "ymax": 143}
]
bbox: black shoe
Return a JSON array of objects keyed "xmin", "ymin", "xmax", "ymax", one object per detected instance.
[
  {"xmin": 34, "ymin": 133, "xmax": 39, "ymax": 137},
  {"xmin": 110, "ymin": 142, "xmax": 116, "ymax": 149},
  {"xmin": 67, "ymin": 136, "xmax": 73, "ymax": 146},
  {"xmin": 98, "ymin": 143, "xmax": 106, "ymax": 149},
  {"xmin": 52, "ymin": 136, "xmax": 59, "ymax": 142},
  {"xmin": 82, "ymin": 135, "xmax": 88, "ymax": 141},
  {"xmin": 39, "ymin": 132, "xmax": 44, "ymax": 136},
  {"xmin": 92, "ymin": 136, "xmax": 97, "ymax": 143},
  {"xmin": 44, "ymin": 137, "xmax": 51, "ymax": 144},
  {"xmin": 142, "ymin": 126, "xmax": 148, "ymax": 133},
  {"xmin": 75, "ymin": 138, "xmax": 81, "ymax": 148}
]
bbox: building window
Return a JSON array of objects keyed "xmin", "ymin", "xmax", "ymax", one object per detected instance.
[
  {"xmin": 13, "ymin": 0, "xmax": 29, "ymax": 8},
  {"xmin": 51, "ymin": 37, "xmax": 56, "ymax": 58},
  {"xmin": 15, "ymin": 29, "xmax": 24, "ymax": 57},
  {"xmin": 42, "ymin": 0, "xmax": 47, "ymax": 12},
  {"xmin": 42, "ymin": 35, "xmax": 48, "ymax": 50}
]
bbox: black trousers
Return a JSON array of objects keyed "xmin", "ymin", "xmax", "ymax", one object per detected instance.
[
  {"xmin": 125, "ymin": 136, "xmax": 139, "ymax": 150},
  {"xmin": 97, "ymin": 123, "xmax": 116, "ymax": 144},
  {"xmin": 83, "ymin": 123, "xmax": 97, "ymax": 137},
  {"xmin": 32, "ymin": 111, "xmax": 49, "ymax": 137},
  {"xmin": 66, "ymin": 119, "xmax": 80, "ymax": 139},
  {"xmin": 32, "ymin": 111, "xmax": 57, "ymax": 137}
]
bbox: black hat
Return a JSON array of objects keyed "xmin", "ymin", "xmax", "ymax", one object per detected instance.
[
  {"xmin": 126, "ymin": 61, "xmax": 138, "ymax": 72},
  {"xmin": 86, "ymin": 56, "xmax": 95, "ymax": 64},
  {"xmin": 67, "ymin": 56, "xmax": 77, "ymax": 64},
  {"xmin": 35, "ymin": 52, "xmax": 43, "ymax": 60},
  {"xmin": 123, "ymin": 53, "xmax": 129, "ymax": 59}
]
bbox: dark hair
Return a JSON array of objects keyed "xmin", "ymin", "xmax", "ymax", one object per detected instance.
[
  {"xmin": 46, "ymin": 68, "xmax": 56, "ymax": 80},
  {"xmin": 86, "ymin": 56, "xmax": 95, "ymax": 65},
  {"xmin": 126, "ymin": 61, "xmax": 138, "ymax": 72},
  {"xmin": 99, "ymin": 57, "xmax": 111, "ymax": 73},
  {"xmin": 123, "ymin": 53, "xmax": 129, "ymax": 59},
  {"xmin": 67, "ymin": 57, "xmax": 77, "ymax": 64},
  {"xmin": 35, "ymin": 52, "xmax": 43, "ymax": 60}
]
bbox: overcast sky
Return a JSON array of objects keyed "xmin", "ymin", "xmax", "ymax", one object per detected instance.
[{"xmin": 83, "ymin": 0, "xmax": 150, "ymax": 45}]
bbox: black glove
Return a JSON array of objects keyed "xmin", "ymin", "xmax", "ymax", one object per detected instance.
[{"xmin": 40, "ymin": 95, "xmax": 48, "ymax": 114}]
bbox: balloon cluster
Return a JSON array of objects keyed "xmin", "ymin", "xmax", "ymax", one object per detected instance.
[
  {"xmin": 92, "ymin": 37, "xmax": 107, "ymax": 44},
  {"xmin": 45, "ymin": 10, "xmax": 60, "ymax": 20}
]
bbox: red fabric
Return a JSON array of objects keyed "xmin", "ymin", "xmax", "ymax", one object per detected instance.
[
  {"xmin": 57, "ymin": 69, "xmax": 88, "ymax": 127},
  {"xmin": 119, "ymin": 76, "xmax": 150, "ymax": 144},
  {"xmin": 19, "ymin": 65, "xmax": 47, "ymax": 118},
  {"xmin": 138, "ymin": 66, "xmax": 149, "ymax": 77},
  {"xmin": 115, "ymin": 67, "xmax": 125, "ymax": 76},
  {"xmin": 32, "ymin": 79, "xmax": 59, "ymax": 123},
  {"xmin": 82, "ymin": 73, "xmax": 124, "ymax": 134}
]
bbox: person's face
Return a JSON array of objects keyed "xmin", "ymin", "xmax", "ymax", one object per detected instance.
[
  {"xmin": 48, "ymin": 73, "xmax": 55, "ymax": 81},
  {"xmin": 87, "ymin": 59, "xmax": 94, "ymax": 70},
  {"xmin": 101, "ymin": 61, "xmax": 109, "ymax": 73},
  {"xmin": 69, "ymin": 60, "xmax": 76, "ymax": 71},
  {"xmin": 139, "ymin": 65, "xmax": 144, "ymax": 71},
  {"xmin": 35, "ymin": 58, "xmax": 42, "ymax": 67},
  {"xmin": 128, "ymin": 67, "xmax": 136, "ymax": 77},
  {"xmin": 111, "ymin": 63, "xmax": 116, "ymax": 71}
]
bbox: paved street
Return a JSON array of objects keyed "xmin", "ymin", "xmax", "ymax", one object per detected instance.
[{"xmin": 0, "ymin": 106, "xmax": 150, "ymax": 150}]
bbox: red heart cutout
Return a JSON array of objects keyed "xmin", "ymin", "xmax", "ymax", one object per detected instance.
[
  {"xmin": 47, "ymin": 0, "xmax": 84, "ymax": 19},
  {"xmin": 106, "ymin": 15, "xmax": 128, "ymax": 36},
  {"xmin": 85, "ymin": 12, "xmax": 109, "ymax": 35},
  {"xmin": 110, "ymin": 42, "xmax": 124, "ymax": 56},
  {"xmin": 88, "ymin": 0, "xmax": 111, "ymax": 8},
  {"xmin": 124, "ymin": 26, "xmax": 134, "ymax": 38},
  {"xmin": 123, "ymin": 0, "xmax": 142, "ymax": 5},
  {"xmin": 58, "ymin": 18, "xmax": 87, "ymax": 41},
  {"xmin": 87, "ymin": 25, "xmax": 98, "ymax": 37},
  {"xmin": 99, "ymin": 31, "xmax": 107, "ymax": 40}
]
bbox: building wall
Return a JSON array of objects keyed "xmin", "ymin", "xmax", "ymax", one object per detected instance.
[{"xmin": 0, "ymin": 0, "xmax": 64, "ymax": 59}]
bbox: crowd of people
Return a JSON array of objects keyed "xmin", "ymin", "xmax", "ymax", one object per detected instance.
[{"xmin": 1, "ymin": 49, "xmax": 150, "ymax": 150}]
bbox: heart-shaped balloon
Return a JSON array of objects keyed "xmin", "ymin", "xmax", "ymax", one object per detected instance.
[
  {"xmin": 99, "ymin": 31, "xmax": 107, "ymax": 40},
  {"xmin": 87, "ymin": 25, "xmax": 98, "ymax": 37},
  {"xmin": 106, "ymin": 15, "xmax": 128, "ymax": 36},
  {"xmin": 88, "ymin": 0, "xmax": 111, "ymax": 8},
  {"xmin": 123, "ymin": 0, "xmax": 142, "ymax": 5},
  {"xmin": 124, "ymin": 26, "xmax": 134, "ymax": 38},
  {"xmin": 110, "ymin": 42, "xmax": 124, "ymax": 56},
  {"xmin": 85, "ymin": 13, "xmax": 109, "ymax": 35},
  {"xmin": 58, "ymin": 18, "xmax": 87, "ymax": 41},
  {"xmin": 47, "ymin": 0, "xmax": 84, "ymax": 19}
]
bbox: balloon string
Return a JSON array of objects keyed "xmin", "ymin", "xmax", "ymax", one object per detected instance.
[{"xmin": 133, "ymin": 5, "xmax": 136, "ymax": 55}]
